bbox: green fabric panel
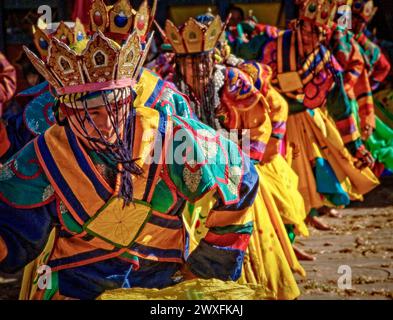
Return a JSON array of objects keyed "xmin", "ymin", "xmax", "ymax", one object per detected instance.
[
  {"xmin": 167, "ymin": 116, "xmax": 244, "ymax": 204},
  {"xmin": 309, "ymin": 208, "xmax": 320, "ymax": 218},
  {"xmin": 154, "ymin": 87, "xmax": 192, "ymax": 119},
  {"xmin": 62, "ymin": 211, "xmax": 84, "ymax": 233},
  {"xmin": 150, "ymin": 180, "xmax": 175, "ymax": 213},
  {"xmin": 366, "ymin": 116, "xmax": 393, "ymax": 171},
  {"xmin": 0, "ymin": 141, "xmax": 53, "ymax": 206},
  {"xmin": 285, "ymin": 224, "xmax": 296, "ymax": 244},
  {"xmin": 211, "ymin": 221, "xmax": 254, "ymax": 235},
  {"xmin": 43, "ymin": 272, "xmax": 59, "ymax": 301}
]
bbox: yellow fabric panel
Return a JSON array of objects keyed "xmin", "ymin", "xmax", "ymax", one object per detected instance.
[
  {"xmin": 19, "ymin": 229, "xmax": 56, "ymax": 300},
  {"xmin": 98, "ymin": 278, "xmax": 268, "ymax": 300},
  {"xmin": 134, "ymin": 69, "xmax": 160, "ymax": 109},
  {"xmin": 260, "ymin": 155, "xmax": 309, "ymax": 237},
  {"xmin": 286, "ymin": 109, "xmax": 379, "ymax": 213},
  {"xmin": 238, "ymin": 163, "xmax": 302, "ymax": 300}
]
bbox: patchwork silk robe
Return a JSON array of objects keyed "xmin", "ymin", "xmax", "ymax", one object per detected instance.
[
  {"xmin": 329, "ymin": 25, "xmax": 393, "ymax": 174},
  {"xmin": 0, "ymin": 82, "xmax": 259, "ymax": 301},
  {"xmin": 229, "ymin": 24, "xmax": 379, "ymax": 212}
]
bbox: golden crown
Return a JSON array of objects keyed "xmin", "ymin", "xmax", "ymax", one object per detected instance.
[
  {"xmin": 24, "ymin": 30, "xmax": 153, "ymax": 97},
  {"xmin": 32, "ymin": 0, "xmax": 156, "ymax": 60},
  {"xmin": 352, "ymin": 0, "xmax": 377, "ymax": 23},
  {"xmin": 296, "ymin": 0, "xmax": 338, "ymax": 27},
  {"xmin": 164, "ymin": 15, "xmax": 225, "ymax": 54},
  {"xmin": 32, "ymin": 19, "xmax": 87, "ymax": 59},
  {"xmin": 90, "ymin": 0, "xmax": 156, "ymax": 41}
]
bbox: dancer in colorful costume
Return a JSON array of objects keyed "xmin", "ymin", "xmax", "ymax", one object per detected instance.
[
  {"xmin": 17, "ymin": 1, "xmax": 204, "ymax": 300},
  {"xmin": 163, "ymin": 12, "xmax": 307, "ymax": 300},
  {"xmin": 228, "ymin": 0, "xmax": 379, "ymax": 228},
  {"xmin": 350, "ymin": 0, "xmax": 393, "ymax": 176},
  {"xmin": 0, "ymin": 19, "xmax": 87, "ymax": 164},
  {"xmin": 0, "ymin": 1, "xmax": 259, "ymax": 300}
]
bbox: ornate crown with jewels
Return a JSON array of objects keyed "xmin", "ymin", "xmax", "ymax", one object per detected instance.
[
  {"xmin": 295, "ymin": 0, "xmax": 338, "ymax": 27},
  {"xmin": 32, "ymin": 0, "xmax": 156, "ymax": 60},
  {"xmin": 164, "ymin": 14, "xmax": 225, "ymax": 54},
  {"xmin": 90, "ymin": 0, "xmax": 156, "ymax": 42},
  {"xmin": 24, "ymin": 29, "xmax": 153, "ymax": 98},
  {"xmin": 32, "ymin": 19, "xmax": 87, "ymax": 59},
  {"xmin": 352, "ymin": 0, "xmax": 377, "ymax": 23}
]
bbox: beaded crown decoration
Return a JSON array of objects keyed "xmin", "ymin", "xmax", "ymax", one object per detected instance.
[
  {"xmin": 24, "ymin": 29, "xmax": 153, "ymax": 98},
  {"xmin": 32, "ymin": 0, "xmax": 156, "ymax": 60},
  {"xmin": 90, "ymin": 0, "xmax": 156, "ymax": 42},
  {"xmin": 164, "ymin": 14, "xmax": 225, "ymax": 54},
  {"xmin": 32, "ymin": 19, "xmax": 87, "ymax": 59},
  {"xmin": 295, "ymin": 0, "xmax": 338, "ymax": 27},
  {"xmin": 352, "ymin": 0, "xmax": 377, "ymax": 23},
  {"xmin": 25, "ymin": 1, "xmax": 156, "ymax": 99}
]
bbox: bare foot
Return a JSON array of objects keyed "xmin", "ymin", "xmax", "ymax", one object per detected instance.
[
  {"xmin": 293, "ymin": 245, "xmax": 316, "ymax": 261},
  {"xmin": 317, "ymin": 206, "xmax": 342, "ymax": 218},
  {"xmin": 327, "ymin": 208, "xmax": 342, "ymax": 218},
  {"xmin": 307, "ymin": 216, "xmax": 333, "ymax": 231}
]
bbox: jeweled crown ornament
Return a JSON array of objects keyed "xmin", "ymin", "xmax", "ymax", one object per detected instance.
[
  {"xmin": 32, "ymin": 19, "xmax": 87, "ymax": 60},
  {"xmin": 164, "ymin": 14, "xmax": 225, "ymax": 54},
  {"xmin": 296, "ymin": 0, "xmax": 338, "ymax": 27},
  {"xmin": 23, "ymin": 29, "xmax": 153, "ymax": 99},
  {"xmin": 90, "ymin": 0, "xmax": 156, "ymax": 42},
  {"xmin": 352, "ymin": 0, "xmax": 377, "ymax": 23}
]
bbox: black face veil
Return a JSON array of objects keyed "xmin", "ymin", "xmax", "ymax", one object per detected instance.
[
  {"xmin": 174, "ymin": 51, "xmax": 219, "ymax": 129},
  {"xmin": 59, "ymin": 87, "xmax": 142, "ymax": 206}
]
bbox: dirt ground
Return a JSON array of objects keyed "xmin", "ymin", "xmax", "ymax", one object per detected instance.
[
  {"xmin": 1, "ymin": 178, "xmax": 392, "ymax": 300},
  {"xmin": 297, "ymin": 176, "xmax": 393, "ymax": 300}
]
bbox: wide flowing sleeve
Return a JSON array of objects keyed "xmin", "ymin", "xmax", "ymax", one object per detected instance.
[
  {"xmin": 0, "ymin": 200, "xmax": 57, "ymax": 273},
  {"xmin": 165, "ymin": 116, "xmax": 258, "ymax": 281},
  {"xmin": 0, "ymin": 139, "xmax": 58, "ymax": 272}
]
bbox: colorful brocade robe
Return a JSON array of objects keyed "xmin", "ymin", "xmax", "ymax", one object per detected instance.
[
  {"xmin": 355, "ymin": 31, "xmax": 391, "ymax": 91},
  {"xmin": 230, "ymin": 24, "xmax": 366, "ymax": 156},
  {"xmin": 0, "ymin": 106, "xmax": 258, "ymax": 300},
  {"xmin": 329, "ymin": 24, "xmax": 375, "ymax": 131},
  {"xmin": 217, "ymin": 61, "xmax": 287, "ymax": 163}
]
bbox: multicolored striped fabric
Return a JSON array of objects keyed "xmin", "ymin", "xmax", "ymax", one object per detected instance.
[{"xmin": 0, "ymin": 105, "xmax": 258, "ymax": 299}]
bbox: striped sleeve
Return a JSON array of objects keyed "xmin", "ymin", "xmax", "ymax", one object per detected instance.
[
  {"xmin": 327, "ymin": 73, "xmax": 363, "ymax": 155},
  {"xmin": 186, "ymin": 158, "xmax": 258, "ymax": 281}
]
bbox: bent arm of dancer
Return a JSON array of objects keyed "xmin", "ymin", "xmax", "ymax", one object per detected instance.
[
  {"xmin": 327, "ymin": 73, "xmax": 362, "ymax": 146},
  {"xmin": 357, "ymin": 33, "xmax": 391, "ymax": 90},
  {"xmin": 186, "ymin": 160, "xmax": 258, "ymax": 281},
  {"xmin": 354, "ymin": 69, "xmax": 376, "ymax": 133},
  {"xmin": 0, "ymin": 201, "xmax": 57, "ymax": 273},
  {"xmin": 370, "ymin": 51, "xmax": 391, "ymax": 90},
  {"xmin": 327, "ymin": 74, "xmax": 374, "ymax": 166},
  {"xmin": 334, "ymin": 36, "xmax": 365, "ymax": 97},
  {"xmin": 0, "ymin": 52, "xmax": 17, "ymax": 115}
]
